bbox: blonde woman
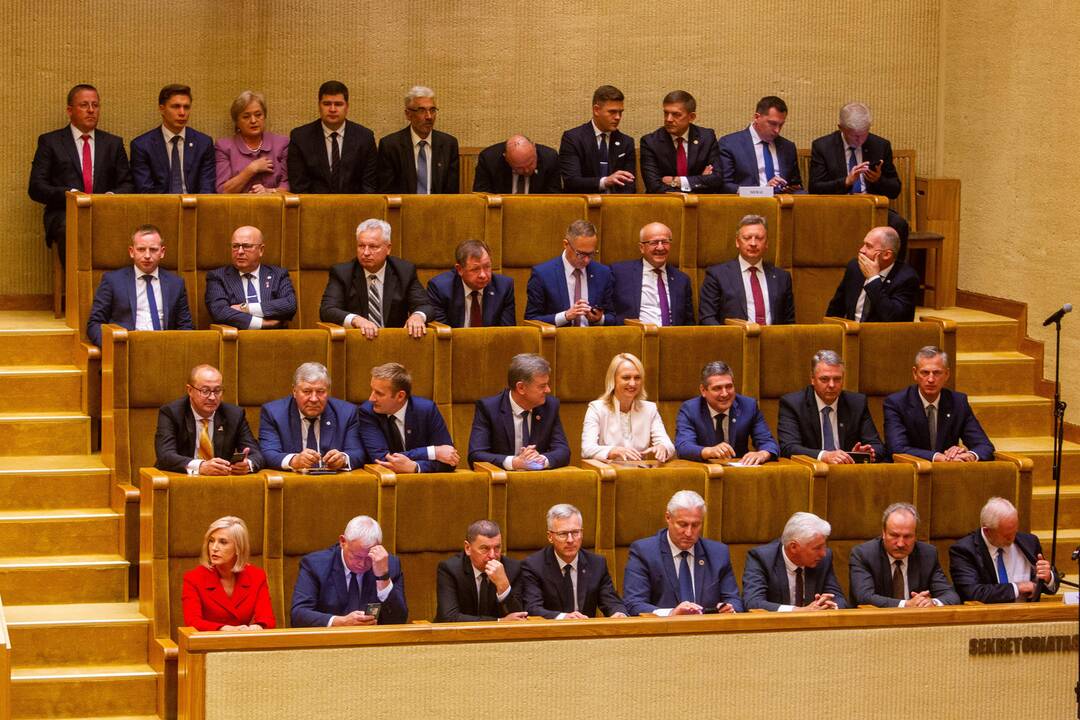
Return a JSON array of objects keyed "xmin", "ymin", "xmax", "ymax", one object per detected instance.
[{"xmin": 581, "ymin": 353, "xmax": 675, "ymax": 461}]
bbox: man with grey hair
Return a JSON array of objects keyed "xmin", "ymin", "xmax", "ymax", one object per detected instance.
[
  {"xmin": 521, "ymin": 504, "xmax": 627, "ymax": 619},
  {"xmin": 287, "ymin": 80, "xmax": 378, "ymax": 193},
  {"xmin": 473, "ymin": 134, "xmax": 561, "ymax": 194},
  {"xmin": 825, "ymin": 225, "xmax": 920, "ymax": 322},
  {"xmin": 377, "ymin": 85, "xmax": 459, "ymax": 194},
  {"xmin": 258, "ymin": 362, "xmax": 366, "ymax": 471},
  {"xmin": 849, "ymin": 502, "xmax": 960, "ymax": 607},
  {"xmin": 949, "ymin": 497, "xmax": 1059, "ymax": 603},
  {"xmin": 205, "ymin": 225, "xmax": 297, "ymax": 329},
  {"xmin": 291, "ymin": 515, "xmax": 407, "ymax": 626},
  {"xmin": 426, "ymin": 238, "xmax": 516, "ymax": 327},
  {"xmin": 698, "ymin": 214, "xmax": 794, "ymax": 325},
  {"xmin": 435, "ymin": 519, "xmax": 527, "ymax": 622},
  {"xmin": 319, "ymin": 218, "xmax": 431, "ymax": 339},
  {"xmin": 525, "ymin": 219, "xmax": 615, "ymax": 326},
  {"xmin": 742, "ymin": 511, "xmax": 847, "ymax": 611},
  {"xmin": 777, "ymin": 349, "xmax": 884, "ymax": 462}
]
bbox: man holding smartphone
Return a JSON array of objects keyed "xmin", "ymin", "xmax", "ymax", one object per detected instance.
[{"xmin": 524, "ymin": 220, "xmax": 614, "ymax": 327}]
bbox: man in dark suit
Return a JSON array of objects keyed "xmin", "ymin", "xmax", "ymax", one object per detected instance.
[
  {"xmin": 849, "ymin": 502, "xmax": 960, "ymax": 607},
  {"xmin": 291, "ymin": 515, "xmax": 407, "ymax": 626},
  {"xmin": 883, "ymin": 345, "xmax": 995, "ymax": 461},
  {"xmin": 674, "ymin": 360, "xmax": 779, "ymax": 464},
  {"xmin": 777, "ymin": 349, "xmax": 884, "ymax": 462},
  {"xmin": 611, "ymin": 222, "xmax": 694, "ymax": 325},
  {"xmin": 559, "ymin": 85, "xmax": 636, "ymax": 193},
  {"xmin": 698, "ymin": 214, "xmax": 795, "ymax": 325},
  {"xmin": 472, "ymin": 135, "xmax": 561, "ymax": 194},
  {"xmin": 357, "ymin": 362, "xmax": 459, "ymax": 473},
  {"xmin": 130, "ymin": 84, "xmax": 216, "ymax": 194},
  {"xmin": 287, "ymin": 80, "xmax": 378, "ymax": 194},
  {"xmin": 154, "ymin": 364, "xmax": 263, "ymax": 475},
  {"xmin": 204, "ymin": 226, "xmax": 296, "ymax": 329},
  {"xmin": 639, "ymin": 90, "xmax": 721, "ymax": 193},
  {"xmin": 743, "ymin": 512, "xmax": 848, "ymax": 611},
  {"xmin": 258, "ymin": 362, "xmax": 366, "ymax": 471},
  {"xmin": 825, "ymin": 226, "xmax": 919, "ymax": 322},
  {"xmin": 524, "ymin": 220, "xmax": 614, "ymax": 326},
  {"xmin": 86, "ymin": 224, "xmax": 193, "ymax": 346},
  {"xmin": 28, "ymin": 84, "xmax": 133, "ymax": 261},
  {"xmin": 718, "ymin": 96, "xmax": 802, "ymax": 194},
  {"xmin": 521, "ymin": 504, "xmax": 627, "ymax": 619},
  {"xmin": 426, "ymin": 239, "xmax": 515, "ymax": 327},
  {"xmin": 468, "ymin": 353, "xmax": 570, "ymax": 471},
  {"xmin": 623, "ymin": 490, "xmax": 742, "ymax": 615},
  {"xmin": 949, "ymin": 497, "xmax": 1059, "ymax": 603},
  {"xmin": 319, "ymin": 218, "xmax": 431, "ymax": 339},
  {"xmin": 377, "ymin": 85, "xmax": 459, "ymax": 194},
  {"xmin": 435, "ymin": 519, "xmax": 527, "ymax": 622}
]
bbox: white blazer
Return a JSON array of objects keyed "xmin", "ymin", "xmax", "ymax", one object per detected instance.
[{"xmin": 581, "ymin": 399, "xmax": 675, "ymax": 460}]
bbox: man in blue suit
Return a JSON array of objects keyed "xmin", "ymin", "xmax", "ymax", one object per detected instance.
[
  {"xmin": 426, "ymin": 239, "xmax": 515, "ymax": 327},
  {"xmin": 86, "ymin": 224, "xmax": 193, "ymax": 346},
  {"xmin": 622, "ymin": 490, "xmax": 743, "ymax": 615},
  {"xmin": 883, "ymin": 345, "xmax": 995, "ymax": 461},
  {"xmin": 675, "ymin": 360, "xmax": 778, "ymax": 464},
  {"xmin": 130, "ymin": 84, "xmax": 216, "ymax": 194},
  {"xmin": 358, "ymin": 362, "xmax": 459, "ymax": 473},
  {"xmin": 639, "ymin": 90, "xmax": 721, "ymax": 193},
  {"xmin": 611, "ymin": 222, "xmax": 694, "ymax": 325},
  {"xmin": 525, "ymin": 220, "xmax": 614, "ymax": 326},
  {"xmin": 291, "ymin": 515, "xmax": 407, "ymax": 626},
  {"xmin": 205, "ymin": 226, "xmax": 297, "ymax": 329},
  {"xmin": 468, "ymin": 353, "xmax": 570, "ymax": 471},
  {"xmin": 743, "ymin": 512, "xmax": 848, "ymax": 611},
  {"xmin": 258, "ymin": 362, "xmax": 366, "ymax": 471},
  {"xmin": 559, "ymin": 85, "xmax": 636, "ymax": 193},
  {"xmin": 825, "ymin": 226, "xmax": 919, "ymax": 323},
  {"xmin": 718, "ymin": 96, "xmax": 802, "ymax": 194}
]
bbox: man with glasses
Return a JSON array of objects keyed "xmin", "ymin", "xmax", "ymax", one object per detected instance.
[
  {"xmin": 611, "ymin": 222, "xmax": 695, "ymax": 325},
  {"xmin": 524, "ymin": 220, "xmax": 614, "ymax": 327},
  {"xmin": 287, "ymin": 80, "xmax": 378, "ymax": 194},
  {"xmin": 377, "ymin": 85, "xmax": 459, "ymax": 194},
  {"xmin": 205, "ymin": 226, "xmax": 296, "ymax": 329},
  {"xmin": 154, "ymin": 363, "xmax": 263, "ymax": 475}
]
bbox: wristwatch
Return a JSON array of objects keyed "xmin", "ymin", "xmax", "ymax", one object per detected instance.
[{"xmin": 373, "ymin": 572, "xmax": 390, "ymax": 581}]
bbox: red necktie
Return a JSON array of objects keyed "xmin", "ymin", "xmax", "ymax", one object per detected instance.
[
  {"xmin": 675, "ymin": 137, "xmax": 688, "ymax": 177},
  {"xmin": 81, "ymin": 135, "xmax": 93, "ymax": 193},
  {"xmin": 748, "ymin": 266, "xmax": 766, "ymax": 325},
  {"xmin": 469, "ymin": 290, "xmax": 483, "ymax": 327}
]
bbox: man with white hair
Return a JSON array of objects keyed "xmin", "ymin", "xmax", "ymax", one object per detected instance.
[
  {"xmin": 377, "ymin": 85, "xmax": 459, "ymax": 194},
  {"xmin": 472, "ymin": 134, "xmax": 562, "ymax": 194},
  {"xmin": 824, "ymin": 225, "xmax": 919, "ymax": 322},
  {"xmin": 622, "ymin": 490, "xmax": 743, "ymax": 616},
  {"xmin": 291, "ymin": 515, "xmax": 407, "ymax": 626},
  {"xmin": 949, "ymin": 497, "xmax": 1059, "ymax": 603},
  {"xmin": 742, "ymin": 511, "xmax": 848, "ymax": 611}
]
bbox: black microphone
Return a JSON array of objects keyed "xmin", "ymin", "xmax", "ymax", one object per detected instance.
[{"xmin": 1042, "ymin": 303, "xmax": 1073, "ymax": 326}]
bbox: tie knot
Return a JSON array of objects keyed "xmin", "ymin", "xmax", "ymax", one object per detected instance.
[
  {"xmin": 368, "ymin": 274, "xmax": 378, "ymax": 283},
  {"xmin": 81, "ymin": 134, "xmax": 91, "ymax": 142},
  {"xmin": 142, "ymin": 274, "xmax": 154, "ymax": 282},
  {"xmin": 748, "ymin": 265, "xmax": 758, "ymax": 274},
  {"xmin": 418, "ymin": 139, "xmax": 427, "ymax": 148},
  {"xmin": 653, "ymin": 267, "xmax": 663, "ymax": 276},
  {"xmin": 572, "ymin": 268, "xmax": 582, "ymax": 278},
  {"xmin": 521, "ymin": 410, "xmax": 529, "ymax": 420},
  {"xmin": 470, "ymin": 290, "xmax": 480, "ymax": 299},
  {"xmin": 761, "ymin": 140, "xmax": 770, "ymax": 147},
  {"xmin": 171, "ymin": 135, "xmax": 181, "ymax": 145},
  {"xmin": 330, "ymin": 131, "xmax": 339, "ymax": 139},
  {"xmin": 676, "ymin": 136, "xmax": 684, "ymax": 145},
  {"xmin": 822, "ymin": 406, "xmax": 832, "ymax": 416},
  {"xmin": 563, "ymin": 563, "xmax": 572, "ymax": 575},
  {"xmin": 243, "ymin": 272, "xmax": 253, "ymax": 279},
  {"xmin": 680, "ymin": 550, "xmax": 690, "ymax": 559}
]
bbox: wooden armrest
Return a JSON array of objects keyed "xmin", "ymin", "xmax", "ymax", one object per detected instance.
[
  {"xmin": 789, "ymin": 455, "xmax": 830, "ymax": 477},
  {"xmin": 822, "ymin": 316, "xmax": 861, "ymax": 334},
  {"xmin": 364, "ymin": 464, "xmax": 397, "ymax": 483},
  {"xmin": 473, "ymin": 461, "xmax": 508, "ymax": 482},
  {"xmin": 993, "ymin": 450, "xmax": 1034, "ymax": 471},
  {"xmin": 314, "ymin": 321, "xmax": 347, "ymax": 339},
  {"xmin": 580, "ymin": 458, "xmax": 617, "ymax": 480},
  {"xmin": 149, "ymin": 636, "xmax": 179, "ymax": 671},
  {"xmin": 523, "ymin": 319, "xmax": 556, "ymax": 330},
  {"xmin": 891, "ymin": 453, "xmax": 934, "ymax": 473}
]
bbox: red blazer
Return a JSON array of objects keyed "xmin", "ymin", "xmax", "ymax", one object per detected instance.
[{"xmin": 181, "ymin": 563, "xmax": 276, "ymax": 630}]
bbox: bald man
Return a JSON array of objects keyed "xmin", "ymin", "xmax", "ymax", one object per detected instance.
[
  {"xmin": 473, "ymin": 135, "xmax": 562, "ymax": 194},
  {"xmin": 611, "ymin": 222, "xmax": 695, "ymax": 325},
  {"xmin": 825, "ymin": 226, "xmax": 919, "ymax": 323},
  {"xmin": 205, "ymin": 225, "xmax": 297, "ymax": 329}
]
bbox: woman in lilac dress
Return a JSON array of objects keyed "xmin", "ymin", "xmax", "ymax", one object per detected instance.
[{"xmin": 215, "ymin": 91, "xmax": 289, "ymax": 193}]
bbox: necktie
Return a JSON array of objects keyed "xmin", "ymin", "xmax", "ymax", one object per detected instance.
[
  {"xmin": 892, "ymin": 559, "xmax": 905, "ymax": 600},
  {"xmin": 848, "ymin": 146, "xmax": 863, "ymax": 194},
  {"xmin": 858, "ymin": 289, "xmax": 871, "ymax": 322},
  {"xmin": 761, "ymin": 141, "xmax": 775, "ymax": 182},
  {"xmin": 678, "ymin": 550, "xmax": 694, "ymax": 603},
  {"xmin": 367, "ymin": 274, "xmax": 383, "ymax": 326},
  {"xmin": 653, "ymin": 268, "xmax": 670, "ymax": 326},
  {"xmin": 80, "ymin": 134, "xmax": 93, "ymax": 193},
  {"xmin": 821, "ymin": 406, "xmax": 836, "ymax": 451},
  {"xmin": 562, "ymin": 563, "xmax": 576, "ymax": 612},
  {"xmin": 715, "ymin": 412, "xmax": 727, "ymax": 445},
  {"xmin": 143, "ymin": 275, "xmax": 162, "ymax": 330},
  {"xmin": 197, "ymin": 418, "xmax": 214, "ymax": 461},
  {"xmin": 747, "ymin": 266, "xmax": 766, "ymax": 325},
  {"xmin": 794, "ymin": 567, "xmax": 805, "ymax": 607},
  {"xmin": 675, "ymin": 136, "xmax": 688, "ymax": 177},
  {"xmin": 329, "ymin": 131, "xmax": 341, "ymax": 190},
  {"xmin": 598, "ymin": 133, "xmax": 610, "ymax": 179},
  {"xmin": 168, "ymin": 135, "xmax": 184, "ymax": 193},
  {"xmin": 520, "ymin": 410, "xmax": 531, "ymax": 448},
  {"xmin": 387, "ymin": 415, "xmax": 405, "ymax": 454},
  {"xmin": 243, "ymin": 273, "xmax": 258, "ymax": 305},
  {"xmin": 516, "ymin": 174, "xmax": 526, "ymax": 195},
  {"xmin": 348, "ymin": 571, "xmax": 362, "ymax": 612},
  {"xmin": 995, "ymin": 548, "xmax": 1009, "ymax": 584},
  {"xmin": 469, "ymin": 290, "xmax": 483, "ymax": 327},
  {"xmin": 571, "ymin": 268, "xmax": 584, "ymax": 326},
  {"xmin": 926, "ymin": 404, "xmax": 938, "ymax": 452},
  {"xmin": 416, "ymin": 140, "xmax": 429, "ymax": 194},
  {"xmin": 305, "ymin": 416, "xmax": 318, "ymax": 453},
  {"xmin": 478, "ymin": 572, "xmax": 491, "ymax": 613}
]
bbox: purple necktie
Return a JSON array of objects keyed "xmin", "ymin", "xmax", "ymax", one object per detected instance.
[{"xmin": 653, "ymin": 268, "xmax": 671, "ymax": 326}]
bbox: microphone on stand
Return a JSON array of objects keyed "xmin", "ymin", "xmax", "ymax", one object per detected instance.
[{"xmin": 1043, "ymin": 303, "xmax": 1072, "ymax": 326}]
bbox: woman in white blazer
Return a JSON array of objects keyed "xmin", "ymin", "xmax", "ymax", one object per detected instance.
[{"xmin": 581, "ymin": 353, "xmax": 675, "ymax": 461}]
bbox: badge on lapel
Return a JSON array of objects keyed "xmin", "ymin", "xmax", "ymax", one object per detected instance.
[
  {"xmin": 698, "ymin": 559, "xmax": 705, "ymax": 566},
  {"xmin": 693, "ymin": 139, "xmax": 699, "ymax": 145}
]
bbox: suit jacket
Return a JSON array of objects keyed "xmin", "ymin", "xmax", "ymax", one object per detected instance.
[
  {"xmin": 154, "ymin": 397, "xmax": 264, "ymax": 473},
  {"xmin": 377, "ymin": 126, "xmax": 459, "ymax": 194},
  {"xmin": 777, "ymin": 386, "xmax": 885, "ymax": 460},
  {"xmin": 717, "ymin": 128, "xmax": 801, "ymax": 194},
  {"xmin": 949, "ymin": 530, "xmax": 1060, "ymax": 603},
  {"xmin": 130, "ymin": 126, "xmax": 216, "ymax": 194},
  {"xmin": 468, "ymin": 390, "xmax": 570, "ymax": 469},
  {"xmin": 426, "ymin": 269, "xmax": 515, "ymax": 327},
  {"xmin": 204, "ymin": 264, "xmax": 297, "ymax": 329},
  {"xmin": 742, "ymin": 539, "xmax": 848, "ymax": 610},
  {"xmin": 698, "ymin": 259, "xmax": 795, "ymax": 325},
  {"xmin": 825, "ymin": 259, "xmax": 920, "ymax": 322},
  {"xmin": 286, "ymin": 119, "xmax": 377, "ymax": 194},
  {"xmin": 610, "ymin": 260, "xmax": 695, "ymax": 325},
  {"xmin": 581, "ymin": 399, "xmax": 674, "ymax": 461},
  {"xmin": 520, "ymin": 546, "xmax": 626, "ymax": 618},
  {"xmin": 622, "ymin": 529, "xmax": 743, "ymax": 614},
  {"xmin": 28, "ymin": 126, "xmax": 133, "ymax": 246},
  {"xmin": 290, "ymin": 544, "xmax": 407, "ymax": 626},
  {"xmin": 319, "ymin": 256, "xmax": 431, "ymax": 327},
  {"xmin": 639, "ymin": 125, "xmax": 722, "ymax": 193},
  {"xmin": 257, "ymin": 396, "xmax": 367, "ymax": 470},
  {"xmin": 524, "ymin": 255, "xmax": 615, "ymax": 326},
  {"xmin": 356, "ymin": 395, "xmax": 454, "ymax": 473},
  {"xmin": 848, "ymin": 538, "xmax": 960, "ymax": 607},
  {"xmin": 181, "ymin": 563, "xmax": 276, "ymax": 630},
  {"xmin": 434, "ymin": 552, "xmax": 524, "ymax": 622},
  {"xmin": 86, "ymin": 266, "xmax": 194, "ymax": 346},
  {"xmin": 558, "ymin": 122, "xmax": 636, "ymax": 194},
  {"xmin": 674, "ymin": 395, "xmax": 779, "ymax": 461},
  {"xmin": 472, "ymin": 141, "xmax": 561, "ymax": 193},
  {"xmin": 883, "ymin": 385, "xmax": 995, "ymax": 461},
  {"xmin": 809, "ymin": 131, "xmax": 901, "ymax": 198}
]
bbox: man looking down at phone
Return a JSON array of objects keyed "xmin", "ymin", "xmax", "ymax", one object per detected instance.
[{"xmin": 524, "ymin": 220, "xmax": 614, "ymax": 327}]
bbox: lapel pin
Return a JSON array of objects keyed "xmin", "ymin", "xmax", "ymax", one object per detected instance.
[
  {"xmin": 535, "ymin": 414, "xmax": 542, "ymax": 422},
  {"xmin": 698, "ymin": 559, "xmax": 705, "ymax": 565},
  {"xmin": 614, "ymin": 140, "xmax": 620, "ymax": 146},
  {"xmin": 188, "ymin": 142, "xmax": 194, "ymax": 148},
  {"xmin": 406, "ymin": 428, "xmax": 412, "ymax": 435},
  {"xmin": 693, "ymin": 139, "xmax": 699, "ymax": 145},
  {"xmin": 325, "ymin": 420, "xmax": 331, "ymax": 426},
  {"xmin": 216, "ymin": 425, "xmax": 224, "ymax": 432}
]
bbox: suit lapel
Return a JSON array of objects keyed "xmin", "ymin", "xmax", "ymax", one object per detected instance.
[
  {"xmin": 123, "ymin": 267, "xmax": 138, "ymax": 326},
  {"xmin": 402, "ymin": 130, "xmax": 418, "ymax": 192},
  {"xmin": 450, "ymin": 273, "xmax": 466, "ymax": 327},
  {"xmin": 907, "ymin": 387, "xmax": 933, "ymax": 450},
  {"xmin": 774, "ymin": 547, "xmax": 791, "ymax": 602},
  {"xmin": 764, "ymin": 264, "xmax": 782, "ymax": 319},
  {"xmin": 312, "ymin": 123, "xmax": 333, "ymax": 184},
  {"xmin": 576, "ymin": 551, "xmax": 589, "ymax": 611},
  {"xmin": 697, "ymin": 398, "xmax": 718, "ymax": 445},
  {"xmin": 259, "ymin": 265, "xmax": 275, "ymax": 303},
  {"xmin": 692, "ymin": 541, "xmax": 707, "ymax": 604},
  {"xmin": 631, "ymin": 262, "xmax": 644, "ymax": 317},
  {"xmin": 836, "ymin": 392, "xmax": 853, "ymax": 448},
  {"xmin": 62, "ymin": 132, "xmax": 84, "ymax": 188},
  {"xmin": 330, "ymin": 548, "xmax": 351, "ymax": 611},
  {"xmin": 724, "ymin": 263, "xmax": 748, "ymax": 319},
  {"xmin": 225, "ymin": 266, "xmax": 245, "ymax": 305},
  {"xmin": 498, "ymin": 392, "xmax": 516, "ymax": 451},
  {"xmin": 482, "ymin": 284, "xmax": 499, "ymax": 326},
  {"xmin": 403, "ymin": 401, "xmax": 418, "ymax": 451},
  {"xmin": 381, "ymin": 261, "xmax": 399, "ymax": 325},
  {"xmin": 159, "ymin": 273, "xmax": 174, "ymax": 328},
  {"xmin": 937, "ymin": 390, "xmax": 955, "ymax": 450},
  {"xmin": 338, "ymin": 122, "xmax": 358, "ymax": 180},
  {"xmin": 685, "ymin": 126, "xmax": 701, "ymax": 170},
  {"xmin": 350, "ymin": 261, "xmax": 369, "ymax": 317},
  {"xmin": 658, "ymin": 532, "xmax": 679, "ymax": 597},
  {"xmin": 322, "ymin": 401, "xmax": 339, "ymax": 450},
  {"xmin": 286, "ymin": 398, "xmax": 303, "ymax": 453},
  {"xmin": 212, "ymin": 411, "xmax": 227, "ymax": 456},
  {"xmin": 182, "ymin": 132, "xmax": 198, "ymax": 181}
]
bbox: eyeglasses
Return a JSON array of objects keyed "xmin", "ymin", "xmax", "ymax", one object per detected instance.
[
  {"xmin": 640, "ymin": 239, "xmax": 672, "ymax": 248},
  {"xmin": 565, "ymin": 241, "xmax": 596, "ymax": 261},
  {"xmin": 549, "ymin": 529, "xmax": 583, "ymax": 540},
  {"xmin": 231, "ymin": 243, "xmax": 262, "ymax": 251},
  {"xmin": 407, "ymin": 106, "xmax": 439, "ymax": 115},
  {"xmin": 189, "ymin": 386, "xmax": 224, "ymax": 398}
]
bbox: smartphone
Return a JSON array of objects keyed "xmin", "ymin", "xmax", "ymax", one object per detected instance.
[
  {"xmin": 366, "ymin": 602, "xmax": 382, "ymax": 620},
  {"xmin": 231, "ymin": 451, "xmax": 246, "ymax": 463}
]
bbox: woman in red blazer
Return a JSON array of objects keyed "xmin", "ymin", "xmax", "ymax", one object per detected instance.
[{"xmin": 181, "ymin": 516, "xmax": 276, "ymax": 631}]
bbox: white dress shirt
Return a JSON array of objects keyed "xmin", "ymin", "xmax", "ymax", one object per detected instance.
[
  {"xmin": 637, "ymin": 259, "xmax": 672, "ymax": 325},
  {"xmin": 854, "ymin": 259, "xmax": 895, "ymax": 322},
  {"xmin": 847, "ymin": 143, "xmax": 865, "ymax": 192},
  {"xmin": 707, "ymin": 405, "xmax": 731, "ymax": 445},
  {"xmin": 280, "ymin": 411, "xmax": 353, "ymax": 471},
  {"xmin": 133, "ymin": 265, "xmax": 165, "ymax": 331},
  {"xmin": 161, "ymin": 126, "xmax": 187, "ymax": 191},
  {"xmin": 323, "ymin": 122, "xmax": 345, "ymax": 168},
  {"xmin": 185, "ymin": 406, "xmax": 216, "ymax": 475},
  {"xmin": 329, "ymin": 547, "xmax": 393, "ymax": 626},
  {"xmin": 778, "ymin": 546, "xmax": 801, "ymax": 612},
  {"xmin": 503, "ymin": 395, "xmax": 549, "ymax": 471},
  {"xmin": 814, "ymin": 393, "xmax": 840, "ymax": 460},
  {"xmin": 981, "ymin": 529, "xmax": 1032, "ymax": 601},
  {"xmin": 592, "ymin": 121, "xmax": 612, "ymax": 191},
  {"xmin": 670, "ymin": 130, "xmax": 692, "ymax": 191},
  {"xmin": 462, "ymin": 277, "xmax": 482, "ymax": 327},
  {"xmin": 887, "ymin": 555, "xmax": 944, "ymax": 607},
  {"xmin": 343, "ymin": 262, "xmax": 386, "ymax": 328},
  {"xmin": 389, "ymin": 400, "xmax": 436, "ymax": 463},
  {"xmin": 653, "ymin": 534, "xmax": 695, "ymax": 617},
  {"xmin": 556, "ymin": 254, "xmax": 598, "ymax": 327},
  {"xmin": 238, "ymin": 264, "xmax": 265, "ymax": 329},
  {"xmin": 411, "ymin": 127, "xmax": 433, "ymax": 194},
  {"xmin": 918, "ymin": 389, "xmax": 979, "ymax": 461},
  {"xmin": 554, "ymin": 553, "xmax": 579, "ymax": 619},
  {"xmin": 748, "ymin": 124, "xmax": 781, "ymax": 186},
  {"xmin": 69, "ymin": 125, "xmax": 95, "ymax": 182},
  {"xmin": 580, "ymin": 399, "xmax": 675, "ymax": 460},
  {"xmin": 738, "ymin": 256, "xmax": 772, "ymax": 325}
]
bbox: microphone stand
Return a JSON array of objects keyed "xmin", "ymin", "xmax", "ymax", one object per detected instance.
[{"xmin": 1073, "ymin": 545, "xmax": 1080, "ymax": 718}]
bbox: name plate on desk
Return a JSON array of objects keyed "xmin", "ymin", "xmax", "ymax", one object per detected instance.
[{"xmin": 738, "ymin": 186, "xmax": 774, "ymax": 197}]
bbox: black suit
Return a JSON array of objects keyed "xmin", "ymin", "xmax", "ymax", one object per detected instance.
[
  {"xmin": 558, "ymin": 122, "xmax": 636, "ymax": 193},
  {"xmin": 698, "ymin": 259, "xmax": 795, "ymax": 325},
  {"xmin": 849, "ymin": 538, "xmax": 960, "ymax": 607},
  {"xmin": 825, "ymin": 259, "xmax": 920, "ymax": 322},
  {"xmin": 377, "ymin": 127, "xmax": 459, "ymax": 194},
  {"xmin": 777, "ymin": 386, "xmax": 885, "ymax": 460},
  {"xmin": 639, "ymin": 125, "xmax": 721, "ymax": 193},
  {"xmin": 153, "ymin": 397, "xmax": 263, "ymax": 473},
  {"xmin": 319, "ymin": 256, "xmax": 431, "ymax": 327},
  {"xmin": 520, "ymin": 546, "xmax": 626, "ymax": 619},
  {"xmin": 434, "ymin": 552, "xmax": 523, "ymax": 622},
  {"xmin": 287, "ymin": 119, "xmax": 377, "ymax": 194},
  {"xmin": 949, "ymin": 530, "xmax": 1060, "ymax": 603},
  {"xmin": 741, "ymin": 540, "xmax": 848, "ymax": 611},
  {"xmin": 472, "ymin": 141, "xmax": 561, "ymax": 193}
]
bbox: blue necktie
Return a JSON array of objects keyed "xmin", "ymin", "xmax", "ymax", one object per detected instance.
[
  {"xmin": 848, "ymin": 146, "xmax": 863, "ymax": 194},
  {"xmin": 995, "ymin": 548, "xmax": 1009, "ymax": 584},
  {"xmin": 143, "ymin": 275, "xmax": 162, "ymax": 330},
  {"xmin": 520, "ymin": 410, "xmax": 531, "ymax": 448},
  {"xmin": 305, "ymin": 416, "xmax": 318, "ymax": 452},
  {"xmin": 168, "ymin": 136, "xmax": 184, "ymax": 193},
  {"xmin": 416, "ymin": 140, "xmax": 428, "ymax": 194},
  {"xmin": 348, "ymin": 571, "xmax": 362, "ymax": 612},
  {"xmin": 821, "ymin": 406, "xmax": 836, "ymax": 451},
  {"xmin": 761, "ymin": 141, "xmax": 775, "ymax": 182},
  {"xmin": 678, "ymin": 550, "xmax": 694, "ymax": 603},
  {"xmin": 598, "ymin": 133, "xmax": 609, "ymax": 178},
  {"xmin": 244, "ymin": 273, "xmax": 259, "ymax": 305}
]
